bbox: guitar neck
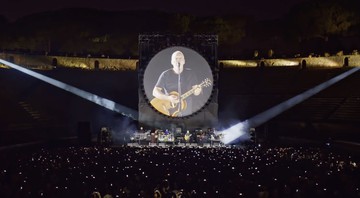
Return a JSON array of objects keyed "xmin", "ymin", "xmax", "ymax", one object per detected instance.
[{"xmin": 180, "ymin": 81, "xmax": 205, "ymax": 100}]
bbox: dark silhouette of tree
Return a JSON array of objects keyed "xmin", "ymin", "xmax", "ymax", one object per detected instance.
[
  {"xmin": 287, "ymin": 0, "xmax": 359, "ymax": 40},
  {"xmin": 283, "ymin": 0, "xmax": 360, "ymax": 54},
  {"xmin": 171, "ymin": 14, "xmax": 194, "ymax": 33},
  {"xmin": 1, "ymin": 3, "xmax": 359, "ymax": 58},
  {"xmin": 0, "ymin": 15, "xmax": 8, "ymax": 50}
]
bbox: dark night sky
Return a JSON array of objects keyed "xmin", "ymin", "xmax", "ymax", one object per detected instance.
[{"xmin": 2, "ymin": 0, "xmax": 307, "ymax": 21}]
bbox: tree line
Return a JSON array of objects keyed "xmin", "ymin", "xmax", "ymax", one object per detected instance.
[{"xmin": 0, "ymin": 0, "xmax": 359, "ymax": 59}]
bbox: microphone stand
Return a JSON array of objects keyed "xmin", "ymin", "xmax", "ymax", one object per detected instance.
[{"xmin": 177, "ymin": 63, "xmax": 182, "ymax": 116}]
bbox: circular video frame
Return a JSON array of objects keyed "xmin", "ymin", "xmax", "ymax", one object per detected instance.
[{"xmin": 143, "ymin": 46, "xmax": 213, "ymax": 117}]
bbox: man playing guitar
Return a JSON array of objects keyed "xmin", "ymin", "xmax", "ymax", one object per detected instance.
[
  {"xmin": 152, "ymin": 50, "xmax": 203, "ymax": 117},
  {"xmin": 184, "ymin": 130, "xmax": 192, "ymax": 143}
]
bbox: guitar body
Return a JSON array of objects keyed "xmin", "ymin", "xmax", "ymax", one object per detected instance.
[
  {"xmin": 150, "ymin": 78, "xmax": 212, "ymax": 116},
  {"xmin": 150, "ymin": 91, "xmax": 187, "ymax": 116},
  {"xmin": 184, "ymin": 134, "xmax": 192, "ymax": 142}
]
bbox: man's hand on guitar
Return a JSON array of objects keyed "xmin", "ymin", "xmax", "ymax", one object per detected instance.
[
  {"xmin": 193, "ymin": 84, "xmax": 202, "ymax": 96},
  {"xmin": 167, "ymin": 95, "xmax": 179, "ymax": 104}
]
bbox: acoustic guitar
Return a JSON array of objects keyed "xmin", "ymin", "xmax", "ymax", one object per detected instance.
[{"xmin": 150, "ymin": 78, "xmax": 212, "ymax": 116}]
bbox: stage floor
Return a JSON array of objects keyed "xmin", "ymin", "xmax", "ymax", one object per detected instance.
[{"xmin": 126, "ymin": 141, "xmax": 224, "ymax": 148}]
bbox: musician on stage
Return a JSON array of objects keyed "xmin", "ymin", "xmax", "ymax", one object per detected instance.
[
  {"xmin": 184, "ymin": 130, "xmax": 192, "ymax": 143},
  {"xmin": 152, "ymin": 50, "xmax": 202, "ymax": 117}
]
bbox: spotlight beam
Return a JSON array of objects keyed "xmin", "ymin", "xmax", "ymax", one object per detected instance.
[
  {"xmin": 221, "ymin": 67, "xmax": 360, "ymax": 144},
  {"xmin": 247, "ymin": 67, "xmax": 360, "ymax": 128},
  {"xmin": 0, "ymin": 59, "xmax": 138, "ymax": 120}
]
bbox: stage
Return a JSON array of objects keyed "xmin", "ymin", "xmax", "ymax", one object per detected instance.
[
  {"xmin": 126, "ymin": 127, "xmax": 224, "ymax": 147},
  {"xmin": 127, "ymin": 141, "xmax": 224, "ymax": 148}
]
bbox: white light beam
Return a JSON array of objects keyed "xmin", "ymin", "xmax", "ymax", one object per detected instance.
[
  {"xmin": 221, "ymin": 67, "xmax": 360, "ymax": 144},
  {"xmin": 0, "ymin": 59, "xmax": 138, "ymax": 120}
]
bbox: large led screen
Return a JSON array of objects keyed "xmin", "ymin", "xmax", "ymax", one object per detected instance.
[{"xmin": 143, "ymin": 46, "xmax": 213, "ymax": 117}]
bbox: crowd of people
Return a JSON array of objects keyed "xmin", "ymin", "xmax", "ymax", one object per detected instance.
[{"xmin": 0, "ymin": 145, "xmax": 359, "ymax": 197}]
